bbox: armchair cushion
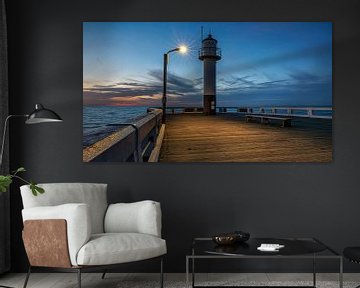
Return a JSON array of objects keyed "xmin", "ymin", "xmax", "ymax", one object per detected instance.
[
  {"xmin": 22, "ymin": 203, "xmax": 91, "ymax": 266},
  {"xmin": 76, "ymin": 233, "xmax": 167, "ymax": 266},
  {"xmin": 21, "ymin": 183, "xmax": 108, "ymax": 234},
  {"xmin": 104, "ymin": 200, "xmax": 162, "ymax": 237}
]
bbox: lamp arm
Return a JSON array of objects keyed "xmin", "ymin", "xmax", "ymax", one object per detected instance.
[
  {"xmin": 0, "ymin": 114, "xmax": 28, "ymax": 168},
  {"xmin": 166, "ymin": 48, "xmax": 179, "ymax": 54}
]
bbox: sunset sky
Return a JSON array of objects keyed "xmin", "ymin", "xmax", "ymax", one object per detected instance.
[{"xmin": 83, "ymin": 22, "xmax": 332, "ymax": 107}]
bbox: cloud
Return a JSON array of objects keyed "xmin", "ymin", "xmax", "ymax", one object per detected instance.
[
  {"xmin": 219, "ymin": 76, "xmax": 256, "ymax": 87},
  {"xmin": 148, "ymin": 69, "xmax": 198, "ymax": 91},
  {"xmin": 221, "ymin": 43, "xmax": 332, "ymax": 75},
  {"xmin": 84, "ymin": 66, "xmax": 331, "ymax": 107},
  {"xmin": 84, "ymin": 69, "xmax": 201, "ymax": 106},
  {"xmin": 92, "ymin": 84, "xmax": 118, "ymax": 88},
  {"xmin": 216, "ymin": 70, "xmax": 331, "ymax": 107}
]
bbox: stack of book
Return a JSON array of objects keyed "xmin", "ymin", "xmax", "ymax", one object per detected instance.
[{"xmin": 257, "ymin": 243, "xmax": 285, "ymax": 252}]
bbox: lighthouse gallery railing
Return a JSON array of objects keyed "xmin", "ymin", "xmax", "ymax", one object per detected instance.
[{"xmin": 198, "ymin": 47, "xmax": 222, "ymax": 58}]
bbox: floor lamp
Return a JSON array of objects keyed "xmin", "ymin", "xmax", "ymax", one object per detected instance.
[
  {"xmin": 0, "ymin": 104, "xmax": 63, "ymax": 167},
  {"xmin": 0, "ymin": 103, "xmax": 62, "ymax": 288}
]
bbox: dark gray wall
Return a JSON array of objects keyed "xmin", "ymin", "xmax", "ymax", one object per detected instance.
[{"xmin": 6, "ymin": 0, "xmax": 360, "ymax": 273}]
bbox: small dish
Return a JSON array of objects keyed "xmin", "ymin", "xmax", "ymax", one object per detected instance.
[{"xmin": 212, "ymin": 233, "xmax": 237, "ymax": 245}]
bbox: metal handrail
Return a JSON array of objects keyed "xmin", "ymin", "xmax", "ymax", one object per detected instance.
[
  {"xmin": 83, "ymin": 109, "xmax": 163, "ymax": 163},
  {"xmin": 109, "ymin": 123, "xmax": 140, "ymax": 162},
  {"xmin": 149, "ymin": 106, "xmax": 333, "ymax": 120}
]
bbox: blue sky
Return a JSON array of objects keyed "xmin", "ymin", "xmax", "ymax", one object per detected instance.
[{"xmin": 83, "ymin": 22, "xmax": 332, "ymax": 107}]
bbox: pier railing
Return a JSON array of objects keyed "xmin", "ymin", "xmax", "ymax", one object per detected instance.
[
  {"xmin": 162, "ymin": 106, "xmax": 332, "ymax": 119},
  {"xmin": 83, "ymin": 108, "xmax": 163, "ymax": 162}
]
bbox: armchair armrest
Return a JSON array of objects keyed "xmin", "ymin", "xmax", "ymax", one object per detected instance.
[
  {"xmin": 104, "ymin": 200, "xmax": 162, "ymax": 237},
  {"xmin": 22, "ymin": 203, "xmax": 91, "ymax": 266}
]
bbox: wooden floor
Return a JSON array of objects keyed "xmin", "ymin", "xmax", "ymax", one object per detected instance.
[
  {"xmin": 159, "ymin": 114, "xmax": 332, "ymax": 162},
  {"xmin": 0, "ymin": 273, "xmax": 357, "ymax": 288}
]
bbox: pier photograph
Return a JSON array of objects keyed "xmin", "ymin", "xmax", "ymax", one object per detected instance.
[{"xmin": 82, "ymin": 22, "xmax": 332, "ymax": 163}]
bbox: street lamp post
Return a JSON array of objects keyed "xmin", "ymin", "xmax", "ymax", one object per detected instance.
[{"xmin": 162, "ymin": 46, "xmax": 187, "ymax": 124}]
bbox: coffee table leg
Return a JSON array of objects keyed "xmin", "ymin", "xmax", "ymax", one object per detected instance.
[
  {"xmin": 313, "ymin": 255, "xmax": 316, "ymax": 287},
  {"xmin": 192, "ymin": 257, "xmax": 195, "ymax": 288},
  {"xmin": 339, "ymin": 257, "xmax": 343, "ymax": 288},
  {"xmin": 186, "ymin": 257, "xmax": 189, "ymax": 288}
]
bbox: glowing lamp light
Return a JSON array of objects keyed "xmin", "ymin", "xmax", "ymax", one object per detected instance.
[{"xmin": 178, "ymin": 45, "xmax": 188, "ymax": 54}]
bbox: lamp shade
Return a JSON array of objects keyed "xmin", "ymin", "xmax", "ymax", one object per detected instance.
[{"xmin": 25, "ymin": 104, "xmax": 63, "ymax": 124}]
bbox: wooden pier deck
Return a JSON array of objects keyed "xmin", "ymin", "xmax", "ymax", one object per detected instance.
[{"xmin": 159, "ymin": 114, "xmax": 332, "ymax": 162}]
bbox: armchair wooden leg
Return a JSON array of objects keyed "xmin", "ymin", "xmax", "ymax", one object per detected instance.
[
  {"xmin": 101, "ymin": 270, "xmax": 107, "ymax": 279},
  {"xmin": 160, "ymin": 257, "xmax": 164, "ymax": 288},
  {"xmin": 22, "ymin": 266, "xmax": 31, "ymax": 288},
  {"xmin": 77, "ymin": 269, "xmax": 81, "ymax": 288}
]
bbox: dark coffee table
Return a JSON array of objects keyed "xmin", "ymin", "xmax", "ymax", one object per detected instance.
[{"xmin": 186, "ymin": 237, "xmax": 342, "ymax": 288}]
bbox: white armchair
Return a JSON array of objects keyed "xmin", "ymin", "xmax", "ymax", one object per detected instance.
[{"xmin": 20, "ymin": 183, "xmax": 166, "ymax": 288}]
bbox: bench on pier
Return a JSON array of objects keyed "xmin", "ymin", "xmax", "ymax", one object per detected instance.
[
  {"xmin": 245, "ymin": 114, "xmax": 292, "ymax": 127},
  {"xmin": 183, "ymin": 107, "xmax": 203, "ymax": 113}
]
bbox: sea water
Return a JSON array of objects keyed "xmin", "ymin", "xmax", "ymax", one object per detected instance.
[{"xmin": 83, "ymin": 106, "xmax": 149, "ymax": 147}]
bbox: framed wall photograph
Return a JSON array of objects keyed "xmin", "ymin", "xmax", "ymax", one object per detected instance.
[{"xmin": 83, "ymin": 22, "xmax": 332, "ymax": 163}]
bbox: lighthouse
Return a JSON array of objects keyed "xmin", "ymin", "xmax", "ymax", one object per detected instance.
[{"xmin": 199, "ymin": 34, "xmax": 221, "ymax": 115}]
